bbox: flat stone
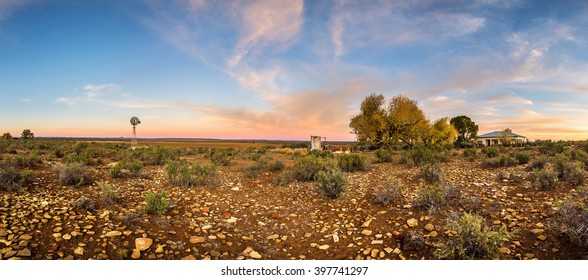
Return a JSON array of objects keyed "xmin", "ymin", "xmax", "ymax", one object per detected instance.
[
  {"xmin": 384, "ymin": 247, "xmax": 393, "ymax": 254},
  {"xmin": 424, "ymin": 223, "xmax": 435, "ymax": 231},
  {"xmin": 392, "ymin": 248, "xmax": 401, "ymax": 255},
  {"xmin": 16, "ymin": 248, "xmax": 31, "ymax": 257},
  {"xmin": 74, "ymin": 247, "xmax": 84, "ymax": 255},
  {"xmin": 131, "ymin": 249, "xmax": 141, "ymax": 259},
  {"xmin": 537, "ymin": 235, "xmax": 547, "ymax": 241},
  {"xmin": 535, "ymin": 222, "xmax": 544, "ymax": 228},
  {"xmin": 318, "ymin": 245, "xmax": 330, "ymax": 250},
  {"xmin": 370, "ymin": 249, "xmax": 379, "ymax": 258},
  {"xmin": 201, "ymin": 225, "xmax": 212, "ymax": 230},
  {"xmin": 530, "ymin": 229, "xmax": 544, "ymax": 235},
  {"xmin": 0, "ymin": 230, "xmax": 7, "ymax": 237},
  {"xmin": 267, "ymin": 234, "xmax": 279, "ymax": 240},
  {"xmin": 20, "ymin": 234, "xmax": 32, "ymax": 240},
  {"xmin": 105, "ymin": 231, "xmax": 122, "ymax": 237},
  {"xmin": 181, "ymin": 255, "xmax": 196, "ymax": 260},
  {"xmin": 250, "ymin": 251, "xmax": 262, "ymax": 259},
  {"xmin": 53, "ymin": 227, "xmax": 62, "ymax": 233},
  {"xmin": 429, "ymin": 231, "xmax": 438, "ymax": 238},
  {"xmin": 361, "ymin": 219, "xmax": 372, "ymax": 228},
  {"xmin": 62, "ymin": 234, "xmax": 72, "ymax": 240},
  {"xmin": 361, "ymin": 230, "xmax": 372, "ymax": 236},
  {"xmin": 407, "ymin": 218, "xmax": 418, "ymax": 227},
  {"xmin": 371, "ymin": 240, "xmax": 383, "ymax": 245},
  {"xmin": 155, "ymin": 245, "xmax": 164, "ymax": 253},
  {"xmin": 226, "ymin": 217, "xmax": 238, "ymax": 223},
  {"xmin": 135, "ymin": 238, "xmax": 153, "ymax": 251},
  {"xmin": 190, "ymin": 236, "xmax": 205, "ymax": 244},
  {"xmin": 498, "ymin": 247, "xmax": 511, "ymax": 255}
]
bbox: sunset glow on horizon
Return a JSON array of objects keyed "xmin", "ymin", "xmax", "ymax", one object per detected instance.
[{"xmin": 1, "ymin": 1, "xmax": 588, "ymax": 141}]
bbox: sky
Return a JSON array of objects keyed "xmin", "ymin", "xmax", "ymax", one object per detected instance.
[{"xmin": 1, "ymin": 0, "xmax": 587, "ymax": 141}]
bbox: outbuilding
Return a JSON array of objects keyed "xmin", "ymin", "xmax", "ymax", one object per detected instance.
[{"xmin": 476, "ymin": 128, "xmax": 527, "ymax": 146}]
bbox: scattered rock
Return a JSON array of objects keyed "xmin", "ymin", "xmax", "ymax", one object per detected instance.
[
  {"xmin": 226, "ymin": 217, "xmax": 238, "ymax": 223},
  {"xmin": 537, "ymin": 235, "xmax": 547, "ymax": 241},
  {"xmin": 131, "ymin": 249, "xmax": 141, "ymax": 259},
  {"xmin": 424, "ymin": 223, "xmax": 435, "ymax": 231},
  {"xmin": 318, "ymin": 245, "xmax": 330, "ymax": 250},
  {"xmin": 250, "ymin": 251, "xmax": 262, "ymax": 259},
  {"xmin": 181, "ymin": 255, "xmax": 196, "ymax": 260},
  {"xmin": 16, "ymin": 248, "xmax": 31, "ymax": 257},
  {"xmin": 402, "ymin": 232, "xmax": 424, "ymax": 251},
  {"xmin": 135, "ymin": 238, "xmax": 153, "ymax": 251},
  {"xmin": 105, "ymin": 231, "xmax": 122, "ymax": 237},
  {"xmin": 499, "ymin": 247, "xmax": 511, "ymax": 255},
  {"xmin": 429, "ymin": 231, "xmax": 438, "ymax": 238},
  {"xmin": 190, "ymin": 236, "xmax": 205, "ymax": 244},
  {"xmin": 74, "ymin": 247, "xmax": 84, "ymax": 255},
  {"xmin": 407, "ymin": 218, "xmax": 418, "ymax": 228},
  {"xmin": 361, "ymin": 230, "xmax": 372, "ymax": 236}
]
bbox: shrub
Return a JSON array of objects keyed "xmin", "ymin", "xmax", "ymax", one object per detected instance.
[
  {"xmin": 54, "ymin": 148, "xmax": 64, "ymax": 158},
  {"xmin": 554, "ymin": 154, "xmax": 569, "ymax": 178},
  {"xmin": 127, "ymin": 160, "xmax": 144, "ymax": 177},
  {"xmin": 528, "ymin": 158, "xmax": 547, "ymax": 171},
  {"xmin": 292, "ymin": 154, "xmax": 338, "ymax": 181},
  {"xmin": 570, "ymin": 149, "xmax": 588, "ymax": 162},
  {"xmin": 420, "ymin": 164, "xmax": 443, "ymax": 183},
  {"xmin": 210, "ymin": 148, "xmax": 232, "ymax": 166},
  {"xmin": 563, "ymin": 164, "xmax": 585, "ymax": 186},
  {"xmin": 482, "ymin": 147, "xmax": 499, "ymax": 158},
  {"xmin": 316, "ymin": 170, "xmax": 347, "ymax": 199},
  {"xmin": 73, "ymin": 196, "xmax": 96, "ymax": 212},
  {"xmin": 244, "ymin": 161, "xmax": 265, "ymax": 179},
  {"xmin": 375, "ymin": 148, "xmax": 393, "ymax": 163},
  {"xmin": 482, "ymin": 154, "xmax": 517, "ymax": 168},
  {"xmin": 268, "ymin": 160, "xmax": 284, "ymax": 172},
  {"xmin": 415, "ymin": 184, "xmax": 460, "ymax": 213},
  {"xmin": 548, "ymin": 194, "xmax": 588, "ymax": 248},
  {"xmin": 463, "ymin": 148, "xmax": 477, "ymax": 158},
  {"xmin": 15, "ymin": 150, "xmax": 42, "ymax": 168},
  {"xmin": 436, "ymin": 212, "xmax": 512, "ymax": 259},
  {"xmin": 400, "ymin": 147, "xmax": 436, "ymax": 166},
  {"xmin": 165, "ymin": 160, "xmax": 217, "ymax": 188},
  {"xmin": 530, "ymin": 169, "xmax": 558, "ymax": 190},
  {"xmin": 374, "ymin": 179, "xmax": 403, "ymax": 206},
  {"xmin": 57, "ymin": 163, "xmax": 92, "ymax": 187},
  {"xmin": 121, "ymin": 213, "xmax": 141, "ymax": 226},
  {"xmin": 0, "ymin": 165, "xmax": 21, "ymax": 192},
  {"xmin": 309, "ymin": 149, "xmax": 334, "ymax": 158},
  {"xmin": 143, "ymin": 191, "xmax": 169, "ymax": 215},
  {"xmin": 100, "ymin": 182, "xmax": 120, "ymax": 205},
  {"xmin": 513, "ymin": 152, "xmax": 530, "ymax": 164},
  {"xmin": 338, "ymin": 153, "xmax": 371, "ymax": 172},
  {"xmin": 20, "ymin": 169, "xmax": 34, "ymax": 186},
  {"xmin": 110, "ymin": 162, "xmax": 124, "ymax": 178},
  {"xmin": 273, "ymin": 171, "xmax": 295, "ymax": 186}
]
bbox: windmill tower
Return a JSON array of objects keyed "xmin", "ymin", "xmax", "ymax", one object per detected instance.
[{"xmin": 130, "ymin": 116, "xmax": 141, "ymax": 149}]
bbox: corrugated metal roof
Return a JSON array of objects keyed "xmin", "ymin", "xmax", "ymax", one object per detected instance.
[{"xmin": 477, "ymin": 131, "xmax": 526, "ymax": 138}]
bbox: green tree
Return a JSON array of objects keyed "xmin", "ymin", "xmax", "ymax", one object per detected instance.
[
  {"xmin": 1, "ymin": 132, "xmax": 12, "ymax": 139},
  {"xmin": 500, "ymin": 128, "xmax": 513, "ymax": 146},
  {"xmin": 423, "ymin": 117, "xmax": 458, "ymax": 146},
  {"xmin": 387, "ymin": 95, "xmax": 428, "ymax": 148},
  {"xmin": 21, "ymin": 129, "xmax": 34, "ymax": 139},
  {"xmin": 449, "ymin": 115, "xmax": 478, "ymax": 147},
  {"xmin": 349, "ymin": 93, "xmax": 389, "ymax": 147}
]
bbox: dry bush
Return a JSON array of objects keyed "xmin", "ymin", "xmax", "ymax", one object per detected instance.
[
  {"xmin": 316, "ymin": 170, "xmax": 347, "ymax": 199},
  {"xmin": 56, "ymin": 163, "xmax": 92, "ymax": 187},
  {"xmin": 374, "ymin": 179, "xmax": 403, "ymax": 206}
]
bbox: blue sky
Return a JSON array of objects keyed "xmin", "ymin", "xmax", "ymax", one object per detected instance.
[{"xmin": 1, "ymin": 0, "xmax": 587, "ymax": 140}]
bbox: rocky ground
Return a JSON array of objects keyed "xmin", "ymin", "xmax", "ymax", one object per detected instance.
[{"xmin": 1, "ymin": 144, "xmax": 587, "ymax": 260}]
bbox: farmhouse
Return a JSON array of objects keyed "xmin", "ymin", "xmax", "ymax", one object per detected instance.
[{"xmin": 476, "ymin": 128, "xmax": 527, "ymax": 146}]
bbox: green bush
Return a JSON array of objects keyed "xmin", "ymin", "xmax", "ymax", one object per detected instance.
[
  {"xmin": 244, "ymin": 161, "xmax": 265, "ymax": 179},
  {"xmin": 513, "ymin": 152, "xmax": 530, "ymax": 164},
  {"xmin": 127, "ymin": 160, "xmax": 144, "ymax": 177},
  {"xmin": 374, "ymin": 179, "xmax": 403, "ymax": 206},
  {"xmin": 482, "ymin": 147, "xmax": 499, "ymax": 158},
  {"xmin": 415, "ymin": 184, "xmax": 460, "ymax": 213},
  {"xmin": 268, "ymin": 160, "xmax": 284, "ymax": 172},
  {"xmin": 0, "ymin": 165, "xmax": 21, "ymax": 192},
  {"xmin": 15, "ymin": 150, "xmax": 42, "ymax": 168},
  {"xmin": 143, "ymin": 191, "xmax": 169, "ymax": 215},
  {"xmin": 57, "ymin": 163, "xmax": 92, "ymax": 187},
  {"xmin": 375, "ymin": 148, "xmax": 393, "ymax": 163},
  {"xmin": 436, "ymin": 212, "xmax": 512, "ymax": 259},
  {"xmin": 165, "ymin": 160, "xmax": 217, "ymax": 187},
  {"xmin": 293, "ymin": 154, "xmax": 339, "ymax": 181},
  {"xmin": 420, "ymin": 164, "xmax": 443, "ymax": 183},
  {"xmin": 563, "ymin": 164, "xmax": 585, "ymax": 186},
  {"xmin": 463, "ymin": 148, "xmax": 477, "ymax": 158},
  {"xmin": 73, "ymin": 196, "xmax": 96, "ymax": 212},
  {"xmin": 100, "ymin": 181, "xmax": 120, "ymax": 205},
  {"xmin": 273, "ymin": 171, "xmax": 295, "ymax": 186},
  {"xmin": 554, "ymin": 154, "xmax": 569, "ymax": 178},
  {"xmin": 338, "ymin": 153, "xmax": 371, "ymax": 172},
  {"xmin": 482, "ymin": 154, "xmax": 517, "ymax": 168},
  {"xmin": 210, "ymin": 148, "xmax": 232, "ymax": 166},
  {"xmin": 528, "ymin": 157, "xmax": 547, "ymax": 171},
  {"xmin": 530, "ymin": 169, "xmax": 558, "ymax": 190},
  {"xmin": 316, "ymin": 170, "xmax": 347, "ymax": 199},
  {"xmin": 549, "ymin": 194, "xmax": 588, "ymax": 248},
  {"xmin": 110, "ymin": 162, "xmax": 124, "ymax": 178}
]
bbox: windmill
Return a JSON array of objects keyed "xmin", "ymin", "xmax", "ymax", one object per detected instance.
[{"xmin": 130, "ymin": 116, "xmax": 141, "ymax": 149}]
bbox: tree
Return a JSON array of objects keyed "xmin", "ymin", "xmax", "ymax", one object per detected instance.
[
  {"xmin": 450, "ymin": 115, "xmax": 478, "ymax": 147},
  {"xmin": 387, "ymin": 95, "xmax": 428, "ymax": 148},
  {"xmin": 21, "ymin": 129, "xmax": 34, "ymax": 139},
  {"xmin": 349, "ymin": 93, "xmax": 389, "ymax": 147},
  {"xmin": 350, "ymin": 94, "xmax": 435, "ymax": 148},
  {"xmin": 1, "ymin": 132, "xmax": 12, "ymax": 139},
  {"xmin": 500, "ymin": 128, "xmax": 513, "ymax": 146},
  {"xmin": 423, "ymin": 117, "xmax": 458, "ymax": 146}
]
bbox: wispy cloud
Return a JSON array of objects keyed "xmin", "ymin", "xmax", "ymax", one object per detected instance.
[{"xmin": 0, "ymin": 0, "xmax": 32, "ymax": 21}]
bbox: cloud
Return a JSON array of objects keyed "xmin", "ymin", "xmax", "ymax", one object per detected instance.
[
  {"xmin": 19, "ymin": 98, "xmax": 31, "ymax": 102},
  {"xmin": 485, "ymin": 92, "xmax": 533, "ymax": 105},
  {"xmin": 55, "ymin": 97, "xmax": 79, "ymax": 107},
  {"xmin": 328, "ymin": 1, "xmax": 487, "ymax": 56},
  {"xmin": 228, "ymin": 0, "xmax": 304, "ymax": 67},
  {"xmin": 0, "ymin": 0, "xmax": 32, "ymax": 21}
]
